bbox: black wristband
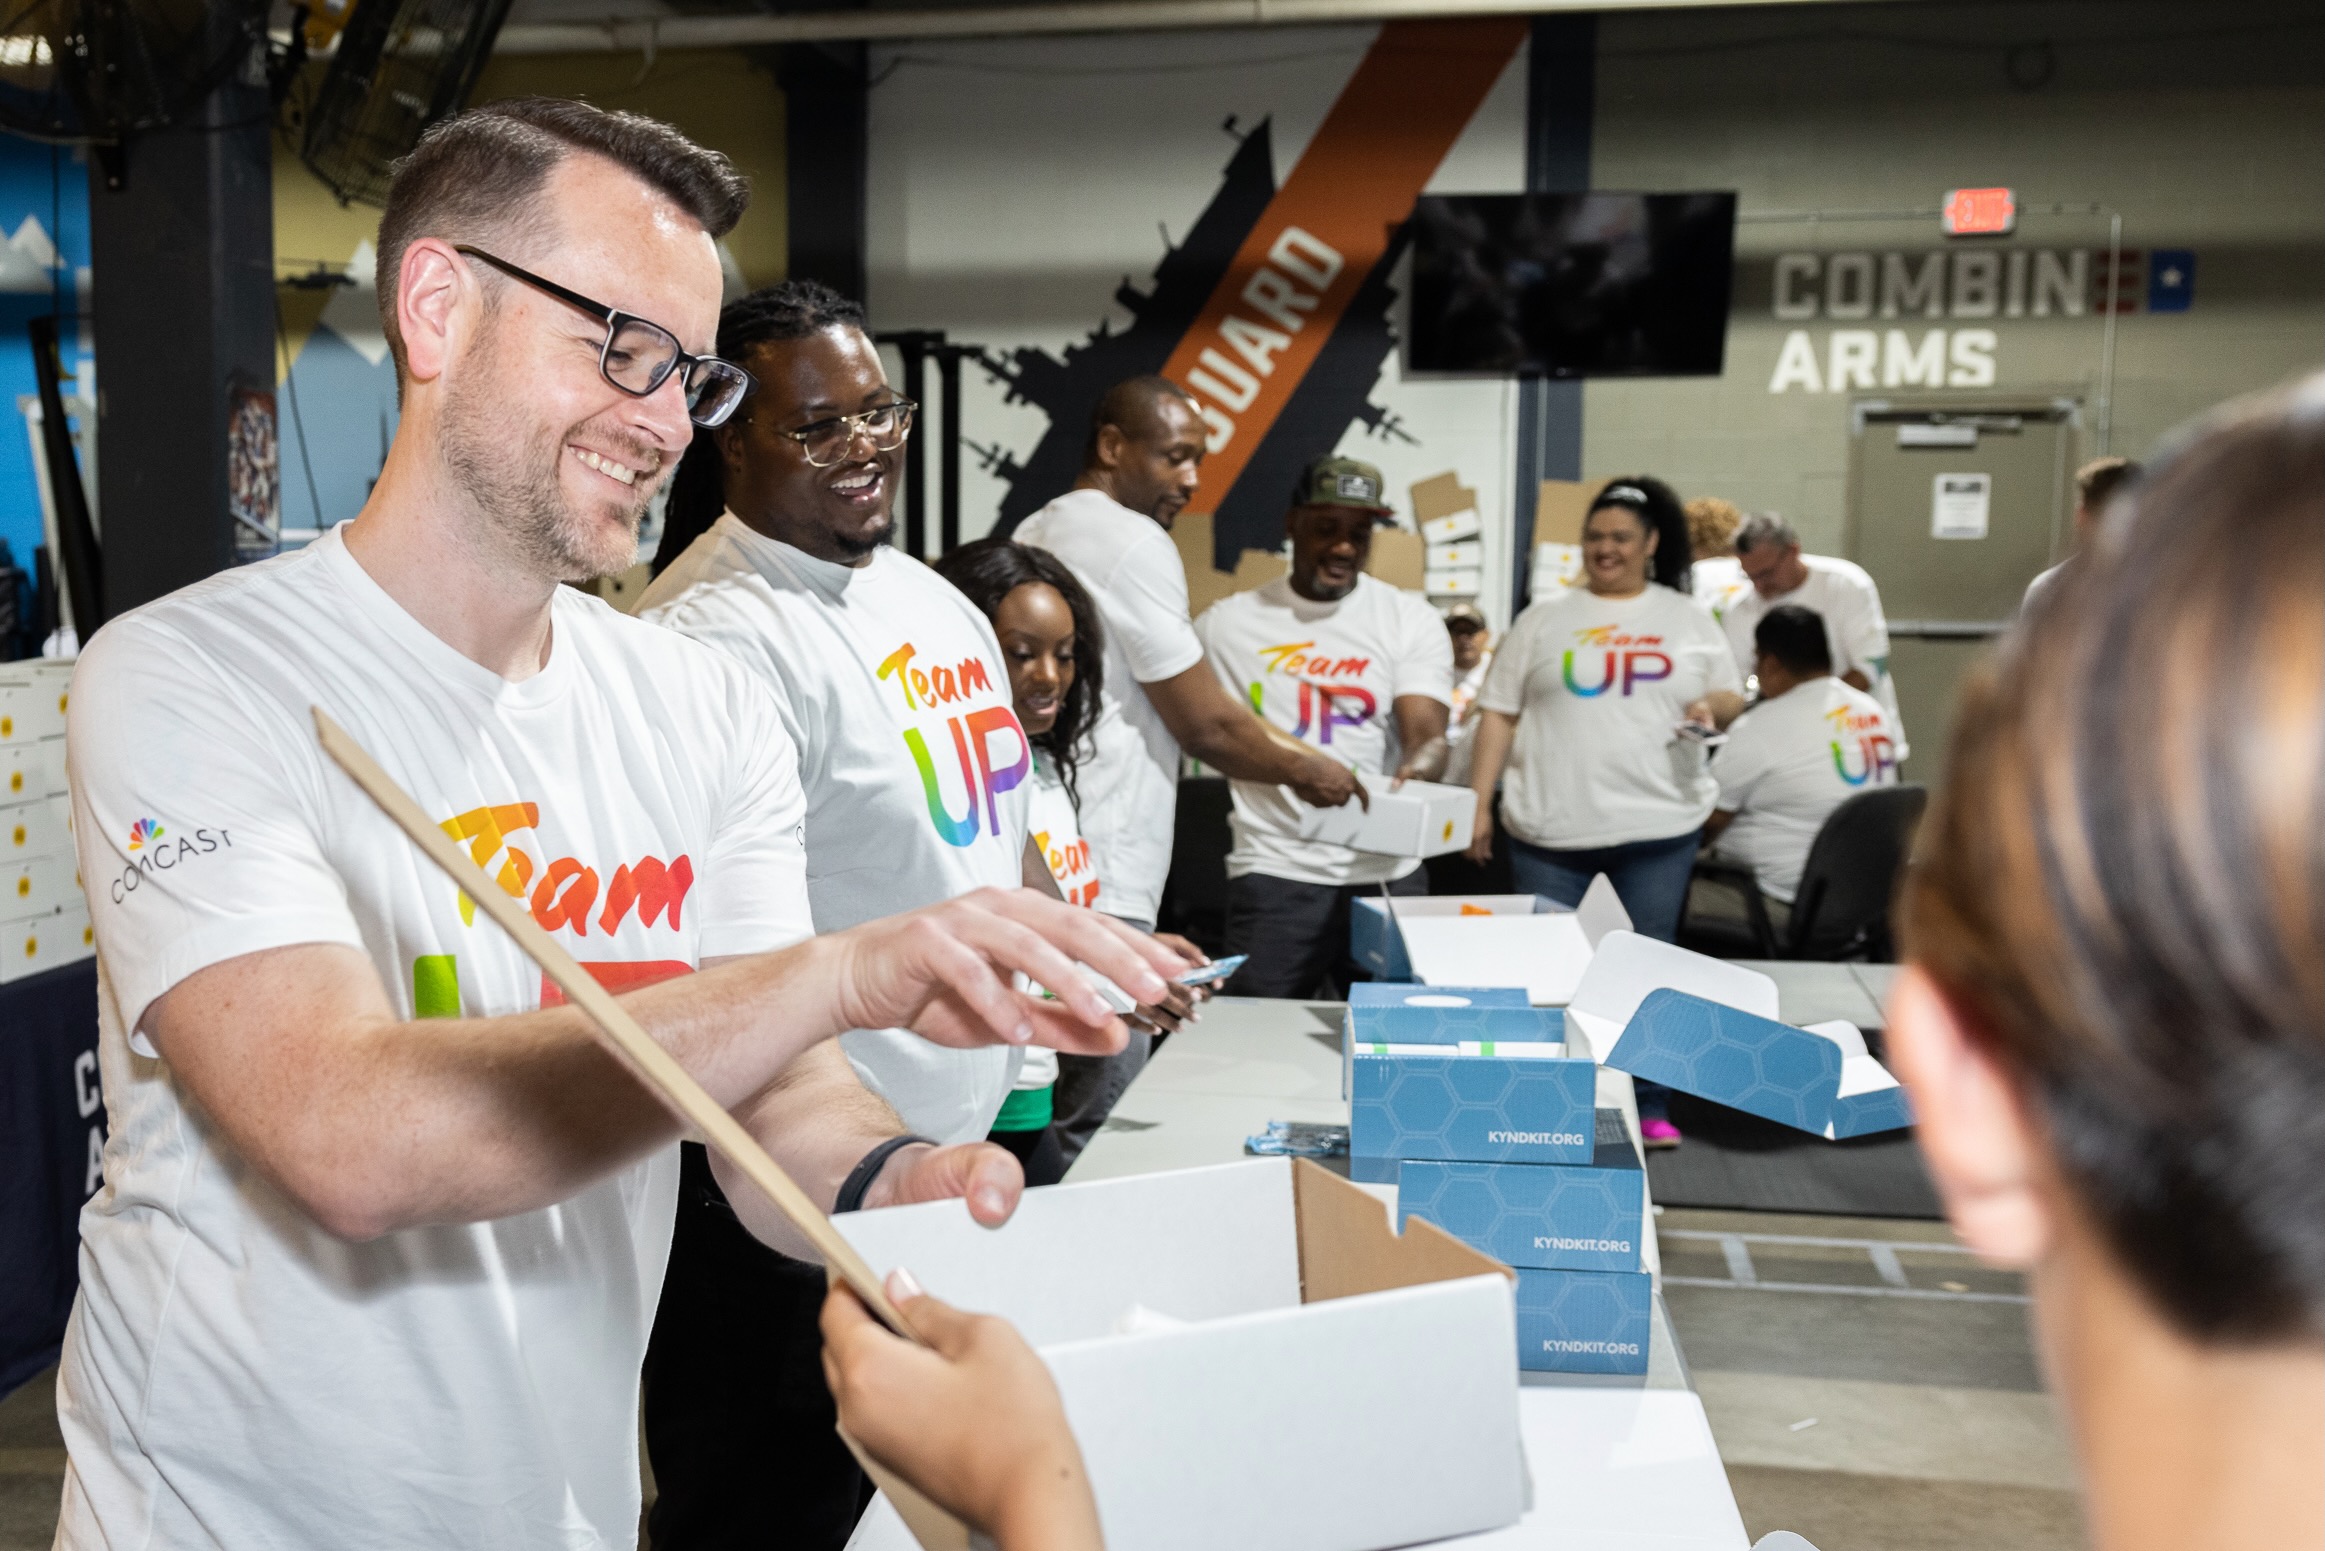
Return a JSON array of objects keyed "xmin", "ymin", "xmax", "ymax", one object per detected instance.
[{"xmin": 835, "ymin": 1134, "xmax": 938, "ymax": 1214}]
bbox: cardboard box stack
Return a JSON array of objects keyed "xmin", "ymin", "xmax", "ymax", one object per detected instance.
[
  {"xmin": 1345, "ymin": 984, "xmax": 1651, "ymax": 1376},
  {"xmin": 0, "ymin": 661, "xmax": 88, "ymax": 983}
]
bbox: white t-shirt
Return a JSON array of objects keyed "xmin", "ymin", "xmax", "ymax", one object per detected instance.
[
  {"xmin": 1717, "ymin": 555, "xmax": 1907, "ymax": 753},
  {"xmin": 1711, "ymin": 676, "xmax": 1901, "ymax": 902},
  {"xmin": 1444, "ymin": 651, "xmax": 1492, "ymax": 787},
  {"xmin": 1478, "ymin": 584, "xmax": 1743, "ymax": 850},
  {"xmin": 1017, "ymin": 750, "xmax": 1098, "ymax": 1091},
  {"xmin": 639, "ymin": 515, "xmax": 1030, "ymax": 1142},
  {"xmin": 1691, "ymin": 555, "xmax": 1745, "ymax": 610},
  {"xmin": 57, "ymin": 525, "xmax": 813, "ymax": 1550},
  {"xmin": 1195, "ymin": 574, "xmax": 1453, "ymax": 886},
  {"xmin": 1014, "ymin": 488, "xmax": 1206, "ymax": 925}
]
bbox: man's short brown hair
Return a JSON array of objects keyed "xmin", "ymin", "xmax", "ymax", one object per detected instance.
[
  {"xmin": 373, "ymin": 97, "xmax": 750, "ymax": 381},
  {"xmin": 2074, "ymin": 455, "xmax": 2141, "ymax": 512}
]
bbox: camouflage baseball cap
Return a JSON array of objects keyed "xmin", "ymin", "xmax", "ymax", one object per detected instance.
[{"xmin": 1294, "ymin": 455, "xmax": 1394, "ymax": 514}]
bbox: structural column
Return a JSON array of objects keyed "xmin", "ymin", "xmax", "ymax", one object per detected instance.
[
  {"xmin": 86, "ymin": 30, "xmax": 276, "ymax": 620},
  {"xmin": 1510, "ymin": 12, "xmax": 1594, "ymax": 616}
]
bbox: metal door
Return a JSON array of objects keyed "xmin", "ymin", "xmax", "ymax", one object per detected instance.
[{"xmin": 1846, "ymin": 397, "xmax": 2078, "ymax": 784}]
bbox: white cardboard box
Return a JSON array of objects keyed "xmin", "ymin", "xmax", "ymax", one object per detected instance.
[
  {"xmin": 837, "ymin": 1159, "xmax": 1527, "ymax": 1551},
  {"xmin": 1422, "ymin": 510, "xmax": 1482, "ymax": 544},
  {"xmin": 0, "ymin": 794, "xmax": 70, "ymax": 862},
  {"xmin": 1425, "ymin": 567, "xmax": 1485, "ymax": 598},
  {"xmin": 1428, "ymin": 540, "xmax": 1484, "ymax": 570},
  {"xmin": 1563, "ymin": 931, "xmax": 1781, "ymax": 1063},
  {"xmin": 0, "ymin": 672, "xmax": 69, "ymax": 745},
  {"xmin": 1392, "ymin": 874, "xmax": 1633, "ymax": 1006},
  {"xmin": 2, "ymin": 853, "xmax": 82, "ymax": 916},
  {"xmin": 0, "ymin": 737, "xmax": 65, "ymax": 801},
  {"xmin": 1291, "ymin": 778, "xmax": 1476, "ymax": 858},
  {"xmin": 0, "ymin": 902, "xmax": 90, "ymax": 983}
]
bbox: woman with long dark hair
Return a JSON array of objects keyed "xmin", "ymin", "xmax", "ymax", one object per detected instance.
[
  {"xmin": 933, "ymin": 537, "xmax": 1110, "ymax": 1185},
  {"xmin": 1462, "ymin": 475, "xmax": 1738, "ymax": 1146}
]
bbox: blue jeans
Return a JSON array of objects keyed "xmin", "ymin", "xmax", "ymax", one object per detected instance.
[{"xmin": 1507, "ymin": 827, "xmax": 1703, "ymax": 1123}]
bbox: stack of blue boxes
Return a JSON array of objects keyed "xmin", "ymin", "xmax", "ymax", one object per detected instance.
[{"xmin": 1347, "ymin": 984, "xmax": 1652, "ymax": 1377}]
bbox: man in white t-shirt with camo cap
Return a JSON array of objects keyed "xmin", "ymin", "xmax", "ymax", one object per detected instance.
[
  {"xmin": 1196, "ymin": 456, "xmax": 1453, "ymax": 998},
  {"xmin": 51, "ymin": 99, "xmax": 1172, "ymax": 1551}
]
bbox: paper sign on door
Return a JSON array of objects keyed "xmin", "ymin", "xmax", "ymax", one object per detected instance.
[{"xmin": 1931, "ymin": 472, "xmax": 1992, "ymax": 540}]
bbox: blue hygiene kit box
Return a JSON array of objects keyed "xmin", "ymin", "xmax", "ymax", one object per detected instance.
[
  {"xmin": 1395, "ymin": 1109, "xmax": 1645, "ymax": 1273},
  {"xmin": 1606, "ymin": 988, "xmax": 1914, "ymax": 1140},
  {"xmin": 1350, "ymin": 1039, "xmax": 1596, "ymax": 1183},
  {"xmin": 1514, "ymin": 1267, "xmax": 1653, "ymax": 1375}
]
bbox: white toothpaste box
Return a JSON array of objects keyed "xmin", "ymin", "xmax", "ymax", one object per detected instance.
[
  {"xmin": 1289, "ymin": 777, "xmax": 1476, "ymax": 859},
  {"xmin": 837, "ymin": 1158, "xmax": 1528, "ymax": 1551}
]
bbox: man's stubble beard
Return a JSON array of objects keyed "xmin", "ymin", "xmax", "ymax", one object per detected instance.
[{"xmin": 439, "ymin": 344, "xmax": 657, "ymax": 582}]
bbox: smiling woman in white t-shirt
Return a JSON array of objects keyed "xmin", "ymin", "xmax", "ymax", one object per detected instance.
[
  {"xmin": 935, "ymin": 538, "xmax": 1213, "ymax": 1186},
  {"xmin": 1466, "ymin": 477, "xmax": 1744, "ymax": 1145}
]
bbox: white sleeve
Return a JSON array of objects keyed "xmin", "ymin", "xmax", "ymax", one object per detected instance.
[
  {"xmin": 1103, "ymin": 529, "xmax": 1206, "ymax": 684},
  {"xmin": 1698, "ymin": 612, "xmax": 1746, "ymax": 697},
  {"xmin": 1476, "ymin": 607, "xmax": 1540, "ymax": 717},
  {"xmin": 1394, "ymin": 593, "xmax": 1456, "ymax": 706},
  {"xmin": 694, "ymin": 671, "xmax": 816, "ymax": 959},
  {"xmin": 1840, "ymin": 568, "xmax": 1891, "ymax": 665},
  {"xmin": 69, "ymin": 619, "xmax": 366, "ymax": 1040}
]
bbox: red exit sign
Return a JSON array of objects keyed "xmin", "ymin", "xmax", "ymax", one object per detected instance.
[{"xmin": 1942, "ymin": 187, "xmax": 2017, "ymax": 236}]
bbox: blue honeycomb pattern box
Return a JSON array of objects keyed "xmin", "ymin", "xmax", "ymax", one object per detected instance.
[
  {"xmin": 1606, "ymin": 988, "xmax": 1845, "ymax": 1136},
  {"xmin": 1396, "ymin": 1110, "xmax": 1643, "ymax": 1272},
  {"xmin": 1350, "ymin": 1048, "xmax": 1597, "ymax": 1183},
  {"xmin": 1833, "ymin": 1081, "xmax": 1915, "ymax": 1139},
  {"xmin": 1514, "ymin": 1268, "xmax": 1652, "ymax": 1375}
]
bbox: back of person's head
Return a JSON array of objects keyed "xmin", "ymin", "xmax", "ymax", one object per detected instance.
[
  {"xmin": 1752, "ymin": 604, "xmax": 1832, "ymax": 678},
  {"xmin": 655, "ymin": 280, "xmax": 870, "ymax": 575},
  {"xmin": 1903, "ymin": 376, "xmax": 2325, "ymax": 1343},
  {"xmin": 2075, "ymin": 455, "xmax": 2142, "ymax": 513},
  {"xmin": 1685, "ymin": 497, "xmax": 1744, "ymax": 560},
  {"xmin": 1083, "ymin": 375, "xmax": 1195, "ymax": 467},
  {"xmin": 1587, "ymin": 476, "xmax": 1692, "ymax": 592},
  {"xmin": 931, "ymin": 538, "xmax": 1107, "ymax": 806},
  {"xmin": 1732, "ymin": 512, "xmax": 1801, "ymax": 557},
  {"xmin": 376, "ymin": 98, "xmax": 749, "ymax": 386}
]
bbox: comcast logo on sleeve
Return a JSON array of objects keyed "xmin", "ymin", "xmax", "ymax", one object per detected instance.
[{"xmin": 126, "ymin": 818, "xmax": 164, "ymax": 851}]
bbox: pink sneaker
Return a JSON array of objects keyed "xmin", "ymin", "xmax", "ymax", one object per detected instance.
[{"xmin": 1640, "ymin": 1118, "xmax": 1683, "ymax": 1150}]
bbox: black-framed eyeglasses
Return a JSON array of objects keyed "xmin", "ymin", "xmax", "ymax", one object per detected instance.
[
  {"xmin": 782, "ymin": 401, "xmax": 918, "ymax": 468},
  {"xmin": 454, "ymin": 245, "xmax": 753, "ymax": 428}
]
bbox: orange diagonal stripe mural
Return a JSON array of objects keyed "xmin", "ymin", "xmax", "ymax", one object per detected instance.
[{"xmin": 1158, "ymin": 16, "xmax": 1526, "ymax": 508}]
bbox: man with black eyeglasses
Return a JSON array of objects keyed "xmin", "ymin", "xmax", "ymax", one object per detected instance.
[
  {"xmin": 635, "ymin": 283, "xmax": 1196, "ymax": 1549},
  {"xmin": 50, "ymin": 101, "xmax": 1177, "ymax": 1551}
]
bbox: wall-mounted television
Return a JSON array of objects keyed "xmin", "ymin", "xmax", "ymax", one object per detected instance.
[{"xmin": 1406, "ymin": 192, "xmax": 1738, "ymax": 378}]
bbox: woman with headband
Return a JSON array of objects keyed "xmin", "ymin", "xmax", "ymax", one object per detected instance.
[{"xmin": 1464, "ymin": 475, "xmax": 1743, "ymax": 1147}]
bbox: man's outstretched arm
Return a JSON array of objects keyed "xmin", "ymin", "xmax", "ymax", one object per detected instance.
[
  {"xmin": 1143, "ymin": 663, "xmax": 1365, "ymax": 810},
  {"xmin": 144, "ymin": 890, "xmax": 1179, "ymax": 1241}
]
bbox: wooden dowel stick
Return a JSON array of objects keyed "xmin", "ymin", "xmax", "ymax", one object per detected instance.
[{"xmin": 314, "ymin": 706, "xmax": 918, "ymax": 1340}]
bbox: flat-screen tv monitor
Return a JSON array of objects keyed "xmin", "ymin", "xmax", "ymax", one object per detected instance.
[{"xmin": 1406, "ymin": 192, "xmax": 1737, "ymax": 377}]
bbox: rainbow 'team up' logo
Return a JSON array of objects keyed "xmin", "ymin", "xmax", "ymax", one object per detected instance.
[{"xmin": 126, "ymin": 818, "xmax": 164, "ymax": 851}]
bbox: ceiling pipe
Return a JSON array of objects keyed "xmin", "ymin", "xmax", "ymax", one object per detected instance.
[{"xmin": 492, "ymin": 0, "xmax": 1900, "ymax": 54}]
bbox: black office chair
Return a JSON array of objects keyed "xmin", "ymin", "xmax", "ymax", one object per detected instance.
[{"xmin": 1685, "ymin": 784, "xmax": 1928, "ymax": 961}]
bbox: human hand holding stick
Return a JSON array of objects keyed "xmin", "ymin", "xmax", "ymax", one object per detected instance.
[{"xmin": 314, "ymin": 707, "xmax": 923, "ymax": 1336}]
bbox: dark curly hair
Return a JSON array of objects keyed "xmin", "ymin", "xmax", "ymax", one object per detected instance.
[
  {"xmin": 933, "ymin": 538, "xmax": 1106, "ymax": 813},
  {"xmin": 653, "ymin": 280, "xmax": 869, "ymax": 577},
  {"xmin": 1587, "ymin": 474, "xmax": 1694, "ymax": 594}
]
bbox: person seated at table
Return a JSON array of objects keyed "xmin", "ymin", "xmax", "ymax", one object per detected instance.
[
  {"xmin": 1701, "ymin": 603, "xmax": 1900, "ymax": 909},
  {"xmin": 816, "ymin": 375, "xmax": 2325, "ymax": 1551},
  {"xmin": 1194, "ymin": 455, "xmax": 1452, "ymax": 999},
  {"xmin": 936, "ymin": 536, "xmax": 1213, "ymax": 1184}
]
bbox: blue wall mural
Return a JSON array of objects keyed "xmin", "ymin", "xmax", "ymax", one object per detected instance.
[{"xmin": 0, "ymin": 137, "xmax": 92, "ymax": 594}]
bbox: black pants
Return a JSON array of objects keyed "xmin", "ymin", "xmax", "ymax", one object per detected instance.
[
  {"xmin": 642, "ymin": 1144, "xmax": 873, "ymax": 1551},
  {"xmin": 988, "ymin": 1121, "xmax": 1068, "ymax": 1187},
  {"xmin": 1221, "ymin": 867, "xmax": 1429, "ymax": 1000}
]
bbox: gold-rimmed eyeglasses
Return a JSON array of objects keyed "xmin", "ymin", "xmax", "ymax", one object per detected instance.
[{"xmin": 782, "ymin": 401, "xmax": 918, "ymax": 468}]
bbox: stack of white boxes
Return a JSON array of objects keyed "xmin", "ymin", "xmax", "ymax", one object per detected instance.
[
  {"xmin": 0, "ymin": 661, "xmax": 90, "ymax": 982},
  {"xmin": 1412, "ymin": 471, "xmax": 1485, "ymax": 604}
]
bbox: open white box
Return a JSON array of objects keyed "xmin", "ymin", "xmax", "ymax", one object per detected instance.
[
  {"xmin": 837, "ymin": 1158, "xmax": 1527, "ymax": 1551},
  {"xmin": 1563, "ymin": 930, "xmax": 1781, "ymax": 1062},
  {"xmin": 1289, "ymin": 777, "xmax": 1477, "ymax": 859},
  {"xmin": 1391, "ymin": 874, "xmax": 1632, "ymax": 1006}
]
